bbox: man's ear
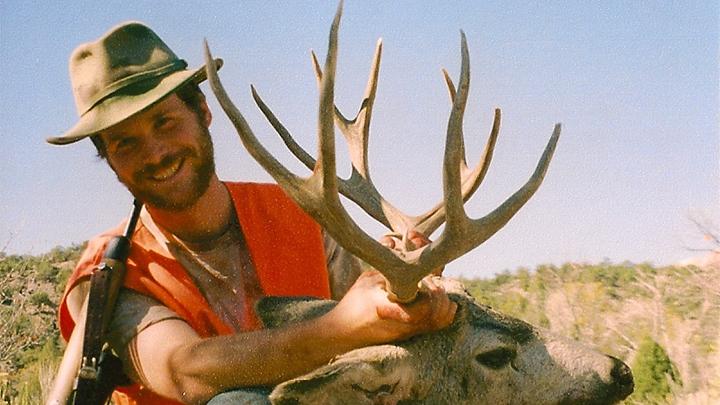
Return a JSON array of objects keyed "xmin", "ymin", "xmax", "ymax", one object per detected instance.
[{"xmin": 200, "ymin": 96, "xmax": 212, "ymax": 127}]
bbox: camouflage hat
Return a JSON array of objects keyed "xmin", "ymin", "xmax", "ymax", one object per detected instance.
[{"xmin": 47, "ymin": 21, "xmax": 222, "ymax": 145}]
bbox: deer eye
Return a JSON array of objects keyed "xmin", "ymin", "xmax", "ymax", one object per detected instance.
[{"xmin": 475, "ymin": 347, "xmax": 517, "ymax": 369}]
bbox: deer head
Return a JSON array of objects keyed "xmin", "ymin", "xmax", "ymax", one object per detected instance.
[{"xmin": 203, "ymin": 3, "xmax": 561, "ymax": 302}]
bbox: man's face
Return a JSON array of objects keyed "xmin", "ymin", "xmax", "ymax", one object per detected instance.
[{"xmin": 99, "ymin": 94, "xmax": 215, "ymax": 211}]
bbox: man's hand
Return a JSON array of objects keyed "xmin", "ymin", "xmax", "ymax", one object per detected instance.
[{"xmin": 326, "ymin": 271, "xmax": 457, "ymax": 346}]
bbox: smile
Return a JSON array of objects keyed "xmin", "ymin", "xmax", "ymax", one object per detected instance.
[{"xmin": 150, "ymin": 157, "xmax": 183, "ymax": 181}]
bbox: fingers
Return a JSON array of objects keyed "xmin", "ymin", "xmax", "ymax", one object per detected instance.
[
  {"xmin": 339, "ymin": 271, "xmax": 457, "ymax": 345},
  {"xmin": 376, "ymin": 276, "xmax": 457, "ymax": 335},
  {"xmin": 378, "ymin": 234, "xmax": 396, "ymax": 249},
  {"xmin": 378, "ymin": 230, "xmax": 430, "ymax": 252},
  {"xmin": 420, "ymin": 276, "xmax": 458, "ymax": 331},
  {"xmin": 407, "ymin": 230, "xmax": 431, "ymax": 250},
  {"xmin": 407, "ymin": 231, "xmax": 444, "ymax": 275}
]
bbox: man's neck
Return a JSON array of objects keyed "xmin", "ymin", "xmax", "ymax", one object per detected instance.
[{"xmin": 146, "ymin": 176, "xmax": 234, "ymax": 243}]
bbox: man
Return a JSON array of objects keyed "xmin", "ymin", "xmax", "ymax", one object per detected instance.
[{"xmin": 48, "ymin": 22, "xmax": 456, "ymax": 405}]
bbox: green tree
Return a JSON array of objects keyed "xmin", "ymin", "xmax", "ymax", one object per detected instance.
[{"xmin": 631, "ymin": 335, "xmax": 680, "ymax": 404}]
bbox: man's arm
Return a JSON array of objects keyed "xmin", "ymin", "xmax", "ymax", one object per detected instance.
[{"xmin": 124, "ymin": 271, "xmax": 455, "ymax": 405}]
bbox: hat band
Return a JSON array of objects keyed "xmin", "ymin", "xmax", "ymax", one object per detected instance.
[{"xmin": 83, "ymin": 59, "xmax": 189, "ymax": 116}]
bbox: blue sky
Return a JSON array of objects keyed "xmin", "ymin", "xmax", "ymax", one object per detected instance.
[{"xmin": 1, "ymin": 1, "xmax": 718, "ymax": 279}]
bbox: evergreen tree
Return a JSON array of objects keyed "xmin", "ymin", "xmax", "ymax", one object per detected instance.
[{"xmin": 631, "ymin": 335, "xmax": 680, "ymax": 404}]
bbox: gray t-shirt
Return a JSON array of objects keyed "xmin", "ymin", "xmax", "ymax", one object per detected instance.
[{"xmin": 105, "ymin": 208, "xmax": 363, "ymax": 357}]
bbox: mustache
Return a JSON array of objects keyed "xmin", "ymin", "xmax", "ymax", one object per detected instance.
[{"xmin": 135, "ymin": 147, "xmax": 195, "ymax": 181}]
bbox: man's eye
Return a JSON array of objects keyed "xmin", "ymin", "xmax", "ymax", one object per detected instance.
[
  {"xmin": 155, "ymin": 116, "xmax": 174, "ymax": 130},
  {"xmin": 115, "ymin": 138, "xmax": 137, "ymax": 152}
]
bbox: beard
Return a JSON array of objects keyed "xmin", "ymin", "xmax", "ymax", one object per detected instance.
[{"xmin": 116, "ymin": 125, "xmax": 216, "ymax": 211}]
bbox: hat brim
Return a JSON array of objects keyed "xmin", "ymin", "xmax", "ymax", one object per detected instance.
[{"xmin": 46, "ymin": 58, "xmax": 223, "ymax": 145}]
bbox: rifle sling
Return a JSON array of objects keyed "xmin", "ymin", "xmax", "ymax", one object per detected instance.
[{"xmin": 79, "ymin": 261, "xmax": 117, "ymax": 380}]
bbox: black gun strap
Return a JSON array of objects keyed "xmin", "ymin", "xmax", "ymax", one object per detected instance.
[{"xmin": 71, "ymin": 262, "xmax": 124, "ymax": 405}]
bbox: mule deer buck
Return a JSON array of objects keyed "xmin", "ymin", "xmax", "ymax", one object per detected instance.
[{"xmin": 204, "ymin": 3, "xmax": 634, "ymax": 404}]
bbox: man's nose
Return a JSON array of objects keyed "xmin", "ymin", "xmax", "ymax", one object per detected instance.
[{"xmin": 140, "ymin": 135, "xmax": 170, "ymax": 164}]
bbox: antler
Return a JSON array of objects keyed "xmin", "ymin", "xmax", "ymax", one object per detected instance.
[{"xmin": 204, "ymin": 3, "xmax": 561, "ymax": 302}]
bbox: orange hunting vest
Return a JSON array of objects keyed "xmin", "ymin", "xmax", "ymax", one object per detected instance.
[{"xmin": 59, "ymin": 182, "xmax": 331, "ymax": 405}]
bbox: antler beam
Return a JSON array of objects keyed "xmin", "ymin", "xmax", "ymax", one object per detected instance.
[{"xmin": 204, "ymin": 3, "xmax": 560, "ymax": 302}]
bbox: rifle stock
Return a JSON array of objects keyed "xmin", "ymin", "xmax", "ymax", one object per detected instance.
[
  {"xmin": 45, "ymin": 305, "xmax": 86, "ymax": 405},
  {"xmin": 45, "ymin": 200, "xmax": 142, "ymax": 405}
]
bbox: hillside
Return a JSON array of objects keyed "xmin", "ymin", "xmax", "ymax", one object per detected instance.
[
  {"xmin": 461, "ymin": 254, "xmax": 719, "ymax": 405},
  {"xmin": 0, "ymin": 244, "xmax": 84, "ymax": 404},
  {"xmin": 0, "ymin": 246, "xmax": 718, "ymax": 404}
]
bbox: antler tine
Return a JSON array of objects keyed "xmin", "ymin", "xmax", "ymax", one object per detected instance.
[
  {"xmin": 203, "ymin": 41, "xmax": 299, "ymax": 192},
  {"xmin": 252, "ymin": 89, "xmax": 316, "ymax": 170},
  {"xmin": 442, "ymin": 69, "xmax": 457, "ymax": 103},
  {"xmin": 315, "ymin": 4, "xmax": 342, "ymax": 202},
  {"xmin": 443, "ymin": 31, "xmax": 473, "ymax": 233}
]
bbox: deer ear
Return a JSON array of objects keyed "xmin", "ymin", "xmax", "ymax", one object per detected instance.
[{"xmin": 270, "ymin": 345, "xmax": 417, "ymax": 405}]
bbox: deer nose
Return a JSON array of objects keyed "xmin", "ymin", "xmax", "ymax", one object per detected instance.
[{"xmin": 609, "ymin": 356, "xmax": 634, "ymax": 400}]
